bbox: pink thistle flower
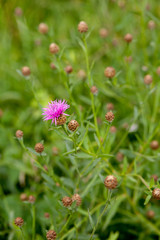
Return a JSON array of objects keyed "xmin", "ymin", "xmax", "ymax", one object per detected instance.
[{"xmin": 42, "ymin": 100, "xmax": 70, "ymax": 125}]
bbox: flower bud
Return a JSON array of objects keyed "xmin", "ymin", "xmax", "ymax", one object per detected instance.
[
  {"xmin": 28, "ymin": 195, "xmax": 36, "ymax": 203},
  {"xmin": 62, "ymin": 196, "xmax": 72, "ymax": 207},
  {"xmin": 20, "ymin": 193, "xmax": 28, "ymax": 201},
  {"xmin": 144, "ymin": 74, "xmax": 152, "ymax": 85},
  {"xmin": 90, "ymin": 86, "xmax": 98, "ymax": 95},
  {"xmin": 156, "ymin": 66, "xmax": 160, "ymax": 76},
  {"xmin": 78, "ymin": 21, "xmax": 88, "ymax": 33},
  {"xmin": 124, "ymin": 33, "xmax": 133, "ymax": 43},
  {"xmin": 65, "ymin": 65, "xmax": 73, "ymax": 74},
  {"xmin": 44, "ymin": 212, "xmax": 50, "ymax": 219},
  {"xmin": 99, "ymin": 28, "xmax": 108, "ymax": 38},
  {"xmin": 34, "ymin": 143, "xmax": 44, "ymax": 153},
  {"xmin": 46, "ymin": 230, "xmax": 57, "ymax": 240},
  {"xmin": 106, "ymin": 103, "xmax": 114, "ymax": 111},
  {"xmin": 49, "ymin": 43, "xmax": 59, "ymax": 54},
  {"xmin": 38, "ymin": 23, "xmax": 48, "ymax": 34},
  {"xmin": 57, "ymin": 114, "xmax": 66, "ymax": 125},
  {"xmin": 105, "ymin": 111, "xmax": 115, "ymax": 122},
  {"xmin": 148, "ymin": 20, "xmax": 156, "ymax": 30},
  {"xmin": 72, "ymin": 193, "xmax": 82, "ymax": 206},
  {"xmin": 14, "ymin": 7, "xmax": 23, "ymax": 17},
  {"xmin": 50, "ymin": 63, "xmax": 56, "ymax": 70},
  {"xmin": 14, "ymin": 217, "xmax": 24, "ymax": 227},
  {"xmin": 104, "ymin": 67, "xmax": 116, "ymax": 78},
  {"xmin": 116, "ymin": 152, "xmax": 124, "ymax": 162},
  {"xmin": 110, "ymin": 126, "xmax": 117, "ymax": 133},
  {"xmin": 68, "ymin": 120, "xmax": 79, "ymax": 131},
  {"xmin": 104, "ymin": 175, "xmax": 117, "ymax": 189},
  {"xmin": 146, "ymin": 210, "xmax": 155, "ymax": 219},
  {"xmin": 150, "ymin": 140, "xmax": 159, "ymax": 150},
  {"xmin": 77, "ymin": 69, "xmax": 86, "ymax": 80},
  {"xmin": 21, "ymin": 66, "xmax": 31, "ymax": 76},
  {"xmin": 16, "ymin": 130, "xmax": 23, "ymax": 139},
  {"xmin": 152, "ymin": 188, "xmax": 160, "ymax": 200},
  {"xmin": 151, "ymin": 174, "xmax": 158, "ymax": 182}
]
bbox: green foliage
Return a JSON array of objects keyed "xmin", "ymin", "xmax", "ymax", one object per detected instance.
[{"xmin": 0, "ymin": 0, "xmax": 160, "ymax": 239}]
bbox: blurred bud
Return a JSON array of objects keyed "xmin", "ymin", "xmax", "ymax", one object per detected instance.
[
  {"xmin": 106, "ymin": 103, "xmax": 114, "ymax": 111},
  {"xmin": 151, "ymin": 174, "xmax": 158, "ymax": 182},
  {"xmin": 0, "ymin": 109, "xmax": 3, "ymax": 118},
  {"xmin": 20, "ymin": 193, "xmax": 28, "ymax": 201},
  {"xmin": 150, "ymin": 140, "xmax": 159, "ymax": 150},
  {"xmin": 50, "ymin": 63, "xmax": 56, "ymax": 70},
  {"xmin": 21, "ymin": 66, "xmax": 31, "ymax": 76},
  {"xmin": 110, "ymin": 126, "xmax": 117, "ymax": 133},
  {"xmin": 148, "ymin": 20, "xmax": 156, "ymax": 30},
  {"xmin": 44, "ymin": 212, "xmax": 50, "ymax": 218},
  {"xmin": 124, "ymin": 56, "xmax": 132, "ymax": 63},
  {"xmin": 65, "ymin": 65, "xmax": 73, "ymax": 74},
  {"xmin": 35, "ymin": 143, "xmax": 44, "ymax": 153},
  {"xmin": 52, "ymin": 146, "xmax": 59, "ymax": 155},
  {"xmin": 99, "ymin": 28, "xmax": 108, "ymax": 38},
  {"xmin": 104, "ymin": 67, "xmax": 116, "ymax": 78},
  {"xmin": 105, "ymin": 111, "xmax": 115, "ymax": 122},
  {"xmin": 14, "ymin": 217, "xmax": 24, "ymax": 227},
  {"xmin": 28, "ymin": 195, "xmax": 36, "ymax": 203},
  {"xmin": 90, "ymin": 86, "xmax": 98, "ymax": 95},
  {"xmin": 38, "ymin": 23, "xmax": 49, "ymax": 34},
  {"xmin": 142, "ymin": 66, "xmax": 148, "ymax": 72},
  {"xmin": 146, "ymin": 210, "xmax": 155, "ymax": 219},
  {"xmin": 16, "ymin": 130, "xmax": 23, "ymax": 139},
  {"xmin": 77, "ymin": 69, "xmax": 86, "ymax": 80},
  {"xmin": 14, "ymin": 7, "xmax": 23, "ymax": 17},
  {"xmin": 144, "ymin": 74, "xmax": 153, "ymax": 85},
  {"xmin": 78, "ymin": 21, "xmax": 88, "ymax": 33},
  {"xmin": 43, "ymin": 165, "xmax": 48, "ymax": 172},
  {"xmin": 124, "ymin": 33, "xmax": 133, "ymax": 43},
  {"xmin": 116, "ymin": 152, "xmax": 124, "ymax": 162},
  {"xmin": 156, "ymin": 66, "xmax": 160, "ymax": 76},
  {"xmin": 49, "ymin": 43, "xmax": 59, "ymax": 54}
]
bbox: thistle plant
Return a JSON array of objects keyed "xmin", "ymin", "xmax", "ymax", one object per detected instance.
[{"xmin": 1, "ymin": 1, "xmax": 160, "ymax": 240}]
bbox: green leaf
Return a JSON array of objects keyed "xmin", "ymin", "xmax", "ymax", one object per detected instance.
[
  {"xmin": 88, "ymin": 209, "xmax": 94, "ymax": 229},
  {"xmin": 144, "ymin": 195, "xmax": 152, "ymax": 205}
]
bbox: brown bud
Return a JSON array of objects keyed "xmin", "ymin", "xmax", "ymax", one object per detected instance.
[
  {"xmin": 16, "ymin": 130, "xmax": 23, "ymax": 138},
  {"xmin": 65, "ymin": 65, "xmax": 73, "ymax": 74},
  {"xmin": 46, "ymin": 230, "xmax": 57, "ymax": 240},
  {"xmin": 105, "ymin": 111, "xmax": 115, "ymax": 122},
  {"xmin": 106, "ymin": 103, "xmax": 114, "ymax": 111},
  {"xmin": 99, "ymin": 28, "xmax": 108, "ymax": 38},
  {"xmin": 122, "ymin": 122, "xmax": 129, "ymax": 129},
  {"xmin": 49, "ymin": 43, "xmax": 59, "ymax": 54},
  {"xmin": 57, "ymin": 114, "xmax": 66, "ymax": 125},
  {"xmin": 110, "ymin": 126, "xmax": 117, "ymax": 133},
  {"xmin": 78, "ymin": 21, "xmax": 88, "ymax": 33},
  {"xmin": 14, "ymin": 217, "xmax": 24, "ymax": 227},
  {"xmin": 144, "ymin": 74, "xmax": 152, "ymax": 85},
  {"xmin": 43, "ymin": 165, "xmax": 48, "ymax": 172},
  {"xmin": 156, "ymin": 66, "xmax": 160, "ymax": 76},
  {"xmin": 116, "ymin": 152, "xmax": 124, "ymax": 162},
  {"xmin": 148, "ymin": 20, "xmax": 156, "ymax": 30},
  {"xmin": 52, "ymin": 146, "xmax": 59, "ymax": 155},
  {"xmin": 28, "ymin": 195, "xmax": 36, "ymax": 203},
  {"xmin": 151, "ymin": 174, "xmax": 158, "ymax": 182},
  {"xmin": 77, "ymin": 69, "xmax": 86, "ymax": 80},
  {"xmin": 20, "ymin": 193, "xmax": 28, "ymax": 201},
  {"xmin": 34, "ymin": 143, "xmax": 44, "ymax": 153},
  {"xmin": 104, "ymin": 67, "xmax": 116, "ymax": 78},
  {"xmin": 44, "ymin": 212, "xmax": 50, "ymax": 219},
  {"xmin": 38, "ymin": 23, "xmax": 48, "ymax": 34},
  {"xmin": 104, "ymin": 175, "xmax": 118, "ymax": 189},
  {"xmin": 62, "ymin": 196, "xmax": 72, "ymax": 207},
  {"xmin": 56, "ymin": 182, "xmax": 60, "ymax": 187},
  {"xmin": 14, "ymin": 7, "xmax": 23, "ymax": 17},
  {"xmin": 150, "ymin": 140, "xmax": 159, "ymax": 150},
  {"xmin": 118, "ymin": 0, "xmax": 126, "ymax": 8},
  {"xmin": 50, "ymin": 63, "xmax": 56, "ymax": 70},
  {"xmin": 90, "ymin": 86, "xmax": 98, "ymax": 95},
  {"xmin": 72, "ymin": 193, "xmax": 82, "ymax": 206},
  {"xmin": 21, "ymin": 66, "xmax": 31, "ymax": 76},
  {"xmin": 112, "ymin": 38, "xmax": 119, "ymax": 47},
  {"xmin": 68, "ymin": 120, "xmax": 79, "ymax": 131},
  {"xmin": 146, "ymin": 210, "xmax": 155, "ymax": 219},
  {"xmin": 152, "ymin": 188, "xmax": 160, "ymax": 200},
  {"xmin": 124, "ymin": 33, "xmax": 133, "ymax": 43}
]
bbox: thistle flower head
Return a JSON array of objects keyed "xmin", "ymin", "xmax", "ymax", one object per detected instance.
[{"xmin": 42, "ymin": 100, "xmax": 70, "ymax": 125}]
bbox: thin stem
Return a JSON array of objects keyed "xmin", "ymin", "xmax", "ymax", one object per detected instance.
[
  {"xmin": 59, "ymin": 215, "xmax": 72, "ymax": 238},
  {"xmin": 32, "ymin": 204, "xmax": 36, "ymax": 240},
  {"xmin": 89, "ymin": 201, "xmax": 109, "ymax": 240}
]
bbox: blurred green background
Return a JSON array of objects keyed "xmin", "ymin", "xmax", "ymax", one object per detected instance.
[{"xmin": 1, "ymin": 0, "xmax": 160, "ymax": 239}]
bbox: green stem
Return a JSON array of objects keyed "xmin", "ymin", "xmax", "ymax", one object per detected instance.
[
  {"xmin": 89, "ymin": 201, "xmax": 109, "ymax": 240},
  {"xmin": 32, "ymin": 204, "xmax": 36, "ymax": 240},
  {"xmin": 59, "ymin": 215, "xmax": 72, "ymax": 238}
]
